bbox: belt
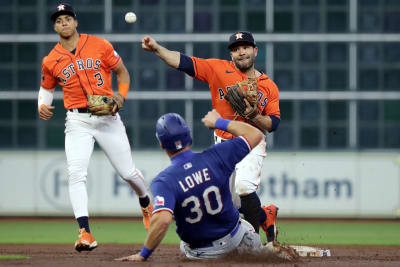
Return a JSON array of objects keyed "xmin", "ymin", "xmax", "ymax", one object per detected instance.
[
  {"xmin": 68, "ymin": 108, "xmax": 90, "ymax": 113},
  {"xmin": 189, "ymin": 220, "xmax": 241, "ymax": 249}
]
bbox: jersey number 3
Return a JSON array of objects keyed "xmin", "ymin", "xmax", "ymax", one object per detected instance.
[
  {"xmin": 94, "ymin": 72, "xmax": 104, "ymax": 87},
  {"xmin": 181, "ymin": 185, "xmax": 223, "ymax": 224}
]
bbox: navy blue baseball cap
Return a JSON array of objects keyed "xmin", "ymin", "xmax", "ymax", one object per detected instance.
[
  {"xmin": 51, "ymin": 3, "xmax": 76, "ymax": 22},
  {"xmin": 228, "ymin": 31, "xmax": 256, "ymax": 50},
  {"xmin": 156, "ymin": 113, "xmax": 192, "ymax": 152}
]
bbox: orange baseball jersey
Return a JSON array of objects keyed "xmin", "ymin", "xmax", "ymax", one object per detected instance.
[
  {"xmin": 41, "ymin": 34, "xmax": 121, "ymax": 109},
  {"xmin": 191, "ymin": 57, "xmax": 280, "ymax": 139}
]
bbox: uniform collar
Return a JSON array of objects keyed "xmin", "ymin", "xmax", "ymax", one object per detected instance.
[
  {"xmin": 228, "ymin": 61, "xmax": 268, "ymax": 81},
  {"xmin": 171, "ymin": 150, "xmax": 195, "ymax": 165},
  {"xmin": 56, "ymin": 33, "xmax": 88, "ymax": 56}
]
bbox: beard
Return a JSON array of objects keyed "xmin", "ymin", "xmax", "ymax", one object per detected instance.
[{"xmin": 233, "ymin": 54, "xmax": 255, "ymax": 72}]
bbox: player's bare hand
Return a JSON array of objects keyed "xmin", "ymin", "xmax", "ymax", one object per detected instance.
[
  {"xmin": 38, "ymin": 104, "xmax": 55, "ymax": 120},
  {"xmin": 111, "ymin": 93, "xmax": 124, "ymax": 115},
  {"xmin": 202, "ymin": 109, "xmax": 221, "ymax": 129},
  {"xmin": 114, "ymin": 253, "xmax": 145, "ymax": 262},
  {"xmin": 142, "ymin": 36, "xmax": 158, "ymax": 52}
]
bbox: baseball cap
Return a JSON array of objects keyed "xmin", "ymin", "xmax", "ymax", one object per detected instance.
[
  {"xmin": 228, "ymin": 31, "xmax": 256, "ymax": 50},
  {"xmin": 51, "ymin": 3, "xmax": 76, "ymax": 22}
]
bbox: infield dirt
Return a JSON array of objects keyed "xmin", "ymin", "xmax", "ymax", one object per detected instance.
[{"xmin": 1, "ymin": 244, "xmax": 400, "ymax": 267}]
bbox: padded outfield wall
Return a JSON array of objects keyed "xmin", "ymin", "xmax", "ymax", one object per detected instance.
[{"xmin": 0, "ymin": 151, "xmax": 399, "ymax": 218}]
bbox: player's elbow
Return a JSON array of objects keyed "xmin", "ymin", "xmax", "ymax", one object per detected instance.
[
  {"xmin": 159, "ymin": 220, "xmax": 170, "ymax": 232},
  {"xmin": 152, "ymin": 211, "xmax": 173, "ymax": 229},
  {"xmin": 113, "ymin": 61, "xmax": 129, "ymax": 77},
  {"xmin": 120, "ymin": 65, "xmax": 130, "ymax": 78},
  {"xmin": 157, "ymin": 219, "xmax": 171, "ymax": 234}
]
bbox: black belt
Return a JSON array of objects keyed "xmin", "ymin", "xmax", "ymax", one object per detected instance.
[{"xmin": 69, "ymin": 108, "xmax": 90, "ymax": 113}]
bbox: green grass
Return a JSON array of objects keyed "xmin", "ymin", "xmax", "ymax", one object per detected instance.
[
  {"xmin": 0, "ymin": 220, "xmax": 399, "ymax": 245},
  {"xmin": 276, "ymin": 221, "xmax": 400, "ymax": 245},
  {"xmin": 0, "ymin": 255, "xmax": 30, "ymax": 260}
]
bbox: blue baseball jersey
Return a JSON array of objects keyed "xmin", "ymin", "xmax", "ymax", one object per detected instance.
[{"xmin": 151, "ymin": 136, "xmax": 251, "ymax": 246}]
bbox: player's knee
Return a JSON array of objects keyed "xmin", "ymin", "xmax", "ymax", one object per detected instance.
[
  {"xmin": 68, "ymin": 165, "xmax": 87, "ymax": 185},
  {"xmin": 121, "ymin": 168, "xmax": 144, "ymax": 183}
]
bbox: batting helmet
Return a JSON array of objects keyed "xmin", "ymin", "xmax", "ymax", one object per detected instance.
[{"xmin": 156, "ymin": 113, "xmax": 192, "ymax": 152}]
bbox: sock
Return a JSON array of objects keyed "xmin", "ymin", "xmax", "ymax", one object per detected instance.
[
  {"xmin": 259, "ymin": 207, "xmax": 267, "ymax": 224},
  {"xmin": 240, "ymin": 192, "xmax": 261, "ymax": 233},
  {"xmin": 139, "ymin": 195, "xmax": 150, "ymax": 208},
  {"xmin": 77, "ymin": 216, "xmax": 90, "ymax": 233}
]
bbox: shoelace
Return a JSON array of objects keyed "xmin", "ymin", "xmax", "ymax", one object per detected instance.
[{"xmin": 143, "ymin": 207, "xmax": 151, "ymax": 216}]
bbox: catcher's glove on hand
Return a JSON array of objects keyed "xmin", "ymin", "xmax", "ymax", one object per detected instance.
[
  {"xmin": 87, "ymin": 93, "xmax": 124, "ymax": 116},
  {"xmin": 224, "ymin": 79, "xmax": 259, "ymax": 120}
]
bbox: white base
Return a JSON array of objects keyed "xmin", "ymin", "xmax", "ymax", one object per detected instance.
[{"xmin": 289, "ymin": 245, "xmax": 331, "ymax": 257}]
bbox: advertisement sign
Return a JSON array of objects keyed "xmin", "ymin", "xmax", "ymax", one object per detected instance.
[{"xmin": 0, "ymin": 151, "xmax": 399, "ymax": 218}]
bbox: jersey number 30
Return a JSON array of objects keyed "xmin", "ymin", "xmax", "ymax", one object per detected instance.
[{"xmin": 181, "ymin": 185, "xmax": 223, "ymax": 224}]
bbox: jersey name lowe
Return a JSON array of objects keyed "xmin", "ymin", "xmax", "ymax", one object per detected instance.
[
  {"xmin": 179, "ymin": 168, "xmax": 211, "ymax": 192},
  {"xmin": 151, "ymin": 137, "xmax": 251, "ymax": 245}
]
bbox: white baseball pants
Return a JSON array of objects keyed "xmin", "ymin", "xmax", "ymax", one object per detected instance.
[
  {"xmin": 65, "ymin": 111, "xmax": 148, "ymax": 218},
  {"xmin": 180, "ymin": 218, "xmax": 262, "ymax": 259},
  {"xmin": 214, "ymin": 132, "xmax": 267, "ymax": 208}
]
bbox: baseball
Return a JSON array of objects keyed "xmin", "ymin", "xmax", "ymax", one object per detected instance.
[{"xmin": 125, "ymin": 12, "xmax": 136, "ymax": 24}]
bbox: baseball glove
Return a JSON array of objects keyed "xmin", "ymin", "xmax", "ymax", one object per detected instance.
[
  {"xmin": 87, "ymin": 93, "xmax": 124, "ymax": 116},
  {"xmin": 224, "ymin": 79, "xmax": 259, "ymax": 120}
]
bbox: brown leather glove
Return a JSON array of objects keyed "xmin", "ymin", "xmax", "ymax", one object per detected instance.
[
  {"xmin": 87, "ymin": 94, "xmax": 123, "ymax": 116},
  {"xmin": 224, "ymin": 79, "xmax": 259, "ymax": 120}
]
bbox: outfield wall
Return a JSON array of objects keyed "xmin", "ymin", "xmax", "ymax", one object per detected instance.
[{"xmin": 0, "ymin": 151, "xmax": 399, "ymax": 218}]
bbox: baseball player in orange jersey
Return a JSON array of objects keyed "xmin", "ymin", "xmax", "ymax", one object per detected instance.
[
  {"xmin": 142, "ymin": 32, "xmax": 280, "ymax": 242},
  {"xmin": 38, "ymin": 3, "xmax": 153, "ymax": 252}
]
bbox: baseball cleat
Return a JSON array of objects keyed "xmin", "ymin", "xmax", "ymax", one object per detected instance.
[
  {"xmin": 74, "ymin": 228, "xmax": 98, "ymax": 252},
  {"xmin": 264, "ymin": 241, "xmax": 299, "ymax": 261},
  {"xmin": 260, "ymin": 204, "xmax": 279, "ymax": 242},
  {"xmin": 141, "ymin": 203, "xmax": 154, "ymax": 230}
]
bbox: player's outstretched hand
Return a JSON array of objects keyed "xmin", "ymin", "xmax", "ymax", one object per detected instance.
[
  {"xmin": 114, "ymin": 253, "xmax": 145, "ymax": 262},
  {"xmin": 38, "ymin": 104, "xmax": 55, "ymax": 120},
  {"xmin": 142, "ymin": 36, "xmax": 158, "ymax": 52},
  {"xmin": 202, "ymin": 109, "xmax": 221, "ymax": 129}
]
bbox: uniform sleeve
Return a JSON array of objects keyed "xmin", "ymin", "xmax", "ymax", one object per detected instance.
[
  {"xmin": 207, "ymin": 137, "xmax": 250, "ymax": 174},
  {"xmin": 103, "ymin": 39, "xmax": 122, "ymax": 69},
  {"xmin": 40, "ymin": 57, "xmax": 57, "ymax": 90},
  {"xmin": 151, "ymin": 179, "xmax": 176, "ymax": 214},
  {"xmin": 263, "ymin": 79, "xmax": 280, "ymax": 119},
  {"xmin": 191, "ymin": 57, "xmax": 216, "ymax": 83}
]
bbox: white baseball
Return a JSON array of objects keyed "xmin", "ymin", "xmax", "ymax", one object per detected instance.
[{"xmin": 125, "ymin": 12, "xmax": 136, "ymax": 24}]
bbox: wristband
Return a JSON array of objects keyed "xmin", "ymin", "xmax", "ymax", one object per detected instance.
[
  {"xmin": 139, "ymin": 246, "xmax": 154, "ymax": 259},
  {"xmin": 118, "ymin": 83, "xmax": 129, "ymax": 99},
  {"xmin": 215, "ymin": 118, "xmax": 230, "ymax": 131}
]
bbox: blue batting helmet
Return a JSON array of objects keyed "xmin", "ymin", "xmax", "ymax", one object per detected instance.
[{"xmin": 156, "ymin": 113, "xmax": 192, "ymax": 152}]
